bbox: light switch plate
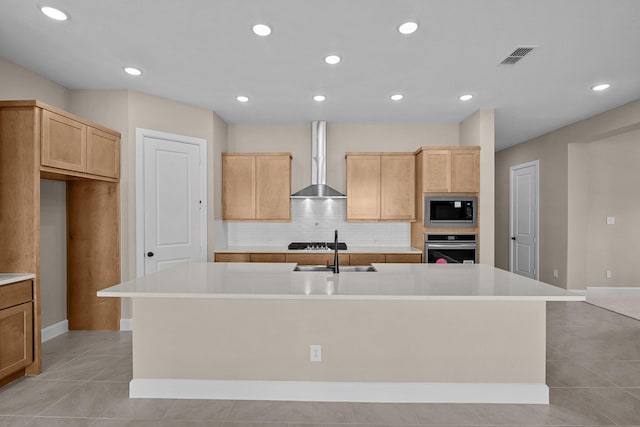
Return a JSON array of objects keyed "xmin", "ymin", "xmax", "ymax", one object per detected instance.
[{"xmin": 607, "ymin": 216, "xmax": 615, "ymax": 225}]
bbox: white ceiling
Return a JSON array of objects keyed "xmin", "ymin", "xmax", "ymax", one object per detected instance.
[{"xmin": 1, "ymin": 0, "xmax": 639, "ymax": 150}]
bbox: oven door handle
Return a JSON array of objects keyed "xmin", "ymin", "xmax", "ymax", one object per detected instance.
[{"xmin": 426, "ymin": 243, "xmax": 477, "ymax": 250}]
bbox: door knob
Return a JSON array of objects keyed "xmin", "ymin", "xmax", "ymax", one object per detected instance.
[
  {"xmin": 147, "ymin": 251, "xmax": 154, "ymax": 257},
  {"xmin": 511, "ymin": 237, "xmax": 516, "ymax": 240}
]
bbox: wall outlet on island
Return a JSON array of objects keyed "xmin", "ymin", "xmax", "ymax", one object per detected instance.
[
  {"xmin": 553, "ymin": 269, "xmax": 558, "ymax": 278},
  {"xmin": 606, "ymin": 270, "xmax": 613, "ymax": 279},
  {"xmin": 310, "ymin": 344, "xmax": 322, "ymax": 362}
]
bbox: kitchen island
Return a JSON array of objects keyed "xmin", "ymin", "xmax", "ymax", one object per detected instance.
[{"xmin": 98, "ymin": 262, "xmax": 583, "ymax": 404}]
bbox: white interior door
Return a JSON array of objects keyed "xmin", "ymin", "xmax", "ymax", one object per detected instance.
[
  {"xmin": 510, "ymin": 161, "xmax": 539, "ymax": 279},
  {"xmin": 138, "ymin": 130, "xmax": 206, "ymax": 275}
]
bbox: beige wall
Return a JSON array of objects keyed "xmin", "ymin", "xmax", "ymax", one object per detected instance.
[
  {"xmin": 0, "ymin": 56, "xmax": 70, "ymax": 109},
  {"xmin": 39, "ymin": 180, "xmax": 67, "ymax": 328},
  {"xmin": 568, "ymin": 131, "xmax": 640, "ymax": 288},
  {"xmin": 496, "ymin": 99, "xmax": 640, "ymax": 288},
  {"xmin": 459, "ymin": 110, "xmax": 495, "ymax": 265},
  {"xmin": 227, "ymin": 123, "xmax": 459, "ymax": 194}
]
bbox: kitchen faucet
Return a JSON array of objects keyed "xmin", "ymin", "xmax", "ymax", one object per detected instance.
[{"xmin": 333, "ymin": 229, "xmax": 339, "ymax": 274}]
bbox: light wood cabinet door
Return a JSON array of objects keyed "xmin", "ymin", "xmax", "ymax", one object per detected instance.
[
  {"xmin": 347, "ymin": 155, "xmax": 381, "ymax": 220},
  {"xmin": 451, "ymin": 149, "xmax": 480, "ymax": 192},
  {"xmin": 41, "ymin": 110, "xmax": 87, "ymax": 173},
  {"xmin": 423, "ymin": 149, "xmax": 451, "ymax": 192},
  {"xmin": 381, "ymin": 155, "xmax": 415, "ymax": 220},
  {"xmin": 87, "ymin": 127, "xmax": 120, "ymax": 178},
  {"xmin": 0, "ymin": 302, "xmax": 33, "ymax": 380},
  {"xmin": 256, "ymin": 155, "xmax": 291, "ymax": 220},
  {"xmin": 222, "ymin": 155, "xmax": 256, "ymax": 220}
]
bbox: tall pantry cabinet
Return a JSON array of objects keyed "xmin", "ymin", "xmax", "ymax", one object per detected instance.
[{"xmin": 0, "ymin": 100, "xmax": 121, "ymax": 379}]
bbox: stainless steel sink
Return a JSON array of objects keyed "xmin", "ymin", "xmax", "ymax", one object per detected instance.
[{"xmin": 293, "ymin": 265, "xmax": 377, "ymax": 272}]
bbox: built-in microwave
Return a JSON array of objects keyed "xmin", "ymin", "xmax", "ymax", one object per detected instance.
[{"xmin": 425, "ymin": 195, "xmax": 477, "ymax": 228}]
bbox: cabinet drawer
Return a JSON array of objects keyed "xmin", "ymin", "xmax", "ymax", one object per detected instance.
[
  {"xmin": 250, "ymin": 253, "xmax": 286, "ymax": 263},
  {"xmin": 349, "ymin": 254, "xmax": 386, "ymax": 265},
  {"xmin": 0, "ymin": 280, "xmax": 32, "ymax": 310},
  {"xmin": 0, "ymin": 302, "xmax": 33, "ymax": 380},
  {"xmin": 285, "ymin": 253, "xmax": 350, "ymax": 266},
  {"xmin": 385, "ymin": 254, "xmax": 422, "ymax": 263},
  {"xmin": 214, "ymin": 253, "xmax": 251, "ymax": 262}
]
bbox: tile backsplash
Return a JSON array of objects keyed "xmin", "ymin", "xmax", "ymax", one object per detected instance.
[{"xmin": 227, "ymin": 199, "xmax": 410, "ymax": 246}]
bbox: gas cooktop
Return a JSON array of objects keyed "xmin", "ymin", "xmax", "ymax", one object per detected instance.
[{"xmin": 288, "ymin": 242, "xmax": 347, "ymax": 250}]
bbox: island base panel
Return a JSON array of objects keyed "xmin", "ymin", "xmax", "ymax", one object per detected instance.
[{"xmin": 130, "ymin": 298, "xmax": 547, "ymax": 403}]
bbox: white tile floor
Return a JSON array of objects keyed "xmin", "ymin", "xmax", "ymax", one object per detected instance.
[{"xmin": 1, "ymin": 301, "xmax": 640, "ymax": 426}]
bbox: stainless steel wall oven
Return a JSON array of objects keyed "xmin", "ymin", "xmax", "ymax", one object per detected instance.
[{"xmin": 425, "ymin": 233, "xmax": 477, "ymax": 264}]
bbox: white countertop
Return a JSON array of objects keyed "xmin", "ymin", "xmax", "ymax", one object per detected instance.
[
  {"xmin": 0, "ymin": 273, "xmax": 35, "ymax": 286},
  {"xmin": 98, "ymin": 262, "xmax": 584, "ymax": 302},
  {"xmin": 216, "ymin": 246, "xmax": 422, "ymax": 254}
]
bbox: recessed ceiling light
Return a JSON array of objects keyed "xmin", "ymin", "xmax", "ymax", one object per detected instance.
[
  {"xmin": 313, "ymin": 95, "xmax": 326, "ymax": 102},
  {"xmin": 252, "ymin": 24, "xmax": 271, "ymax": 37},
  {"xmin": 459, "ymin": 94, "xmax": 473, "ymax": 101},
  {"xmin": 124, "ymin": 67, "xmax": 142, "ymax": 76},
  {"xmin": 591, "ymin": 83, "xmax": 611, "ymax": 91},
  {"xmin": 398, "ymin": 21, "xmax": 418, "ymax": 35},
  {"xmin": 236, "ymin": 96, "xmax": 249, "ymax": 103},
  {"xmin": 40, "ymin": 6, "xmax": 68, "ymax": 21},
  {"xmin": 324, "ymin": 55, "xmax": 341, "ymax": 65},
  {"xmin": 390, "ymin": 94, "xmax": 404, "ymax": 101}
]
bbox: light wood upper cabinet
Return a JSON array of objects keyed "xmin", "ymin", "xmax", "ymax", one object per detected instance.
[
  {"xmin": 41, "ymin": 110, "xmax": 87, "ymax": 173},
  {"xmin": 41, "ymin": 107, "xmax": 120, "ymax": 180},
  {"xmin": 423, "ymin": 149, "xmax": 451, "ymax": 192},
  {"xmin": 347, "ymin": 153, "xmax": 415, "ymax": 221},
  {"xmin": 87, "ymin": 127, "xmax": 120, "ymax": 178},
  {"xmin": 421, "ymin": 147, "xmax": 479, "ymax": 193},
  {"xmin": 256, "ymin": 155, "xmax": 291, "ymax": 220},
  {"xmin": 346, "ymin": 155, "xmax": 381, "ymax": 220},
  {"xmin": 380, "ymin": 155, "xmax": 415, "ymax": 220},
  {"xmin": 451, "ymin": 149, "xmax": 480, "ymax": 192},
  {"xmin": 222, "ymin": 155, "xmax": 256, "ymax": 220},
  {"xmin": 222, "ymin": 153, "xmax": 291, "ymax": 221}
]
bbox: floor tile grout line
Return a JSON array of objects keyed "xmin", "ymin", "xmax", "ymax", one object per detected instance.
[{"xmin": 31, "ymin": 379, "xmax": 89, "ymax": 418}]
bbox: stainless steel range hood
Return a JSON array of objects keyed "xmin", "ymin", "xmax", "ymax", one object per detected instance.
[{"xmin": 291, "ymin": 121, "xmax": 346, "ymax": 199}]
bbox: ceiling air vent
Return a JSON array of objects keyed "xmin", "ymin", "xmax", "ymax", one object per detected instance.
[{"xmin": 499, "ymin": 46, "xmax": 537, "ymax": 65}]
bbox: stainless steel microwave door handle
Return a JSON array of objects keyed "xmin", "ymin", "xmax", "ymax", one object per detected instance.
[{"xmin": 426, "ymin": 243, "xmax": 477, "ymax": 250}]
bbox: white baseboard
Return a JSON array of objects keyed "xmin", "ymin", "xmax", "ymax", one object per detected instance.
[
  {"xmin": 586, "ymin": 286, "xmax": 640, "ymax": 295},
  {"xmin": 129, "ymin": 379, "xmax": 549, "ymax": 404},
  {"xmin": 41, "ymin": 320, "xmax": 68, "ymax": 342},
  {"xmin": 120, "ymin": 318, "xmax": 133, "ymax": 331}
]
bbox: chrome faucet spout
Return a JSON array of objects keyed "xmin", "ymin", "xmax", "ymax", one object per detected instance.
[{"xmin": 333, "ymin": 229, "xmax": 339, "ymax": 274}]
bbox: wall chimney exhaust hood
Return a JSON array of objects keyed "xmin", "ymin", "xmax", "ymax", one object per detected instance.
[{"xmin": 291, "ymin": 121, "xmax": 346, "ymax": 199}]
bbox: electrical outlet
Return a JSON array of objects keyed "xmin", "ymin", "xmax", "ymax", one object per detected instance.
[
  {"xmin": 553, "ymin": 269, "xmax": 559, "ymax": 278},
  {"xmin": 607, "ymin": 216, "xmax": 615, "ymax": 225},
  {"xmin": 310, "ymin": 344, "xmax": 322, "ymax": 362},
  {"xmin": 606, "ymin": 270, "xmax": 613, "ymax": 279}
]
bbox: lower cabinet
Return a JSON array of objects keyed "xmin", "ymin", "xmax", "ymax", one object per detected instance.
[
  {"xmin": 214, "ymin": 252, "xmax": 422, "ymax": 264},
  {"xmin": 0, "ymin": 280, "xmax": 34, "ymax": 384}
]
